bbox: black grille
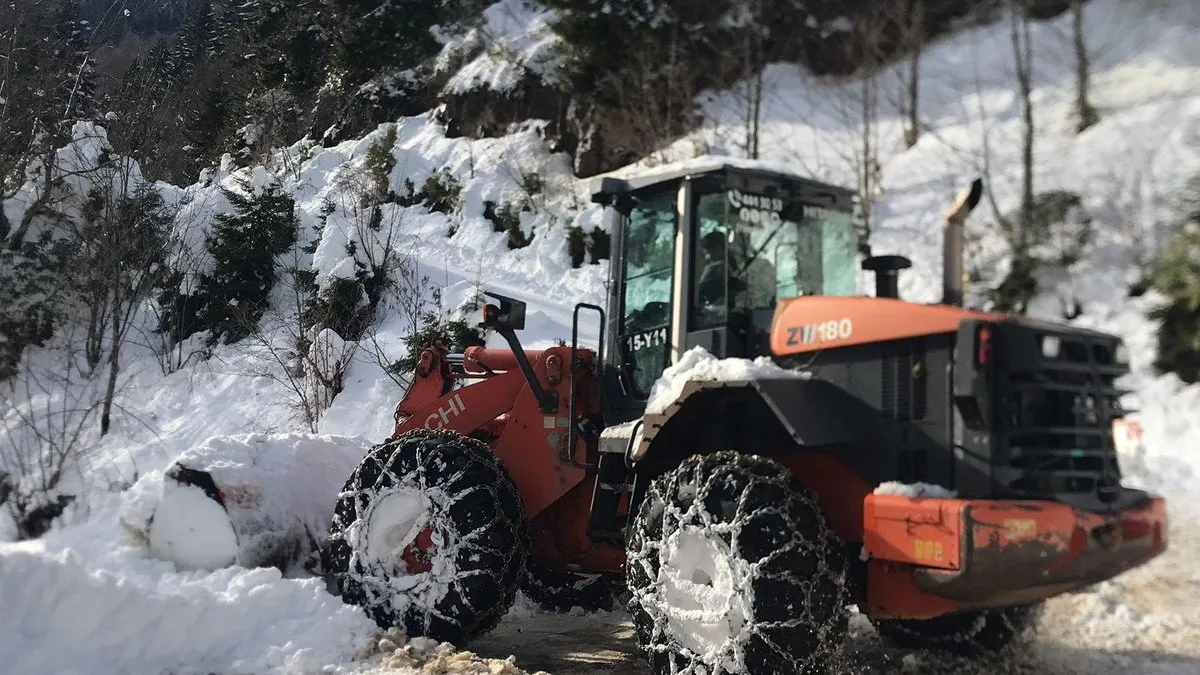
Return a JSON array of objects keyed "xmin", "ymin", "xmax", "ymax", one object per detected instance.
[
  {"xmin": 882, "ymin": 339, "xmax": 927, "ymax": 421},
  {"xmin": 998, "ymin": 330, "xmax": 1127, "ymax": 506}
]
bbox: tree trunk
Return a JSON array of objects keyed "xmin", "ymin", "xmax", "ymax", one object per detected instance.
[
  {"xmin": 1072, "ymin": 0, "xmax": 1098, "ymax": 132},
  {"xmin": 84, "ymin": 295, "xmax": 109, "ymax": 373},
  {"xmin": 747, "ymin": 70, "xmax": 763, "ymax": 159},
  {"xmin": 904, "ymin": 0, "xmax": 924, "ymax": 148},
  {"xmin": 3, "ymin": 160, "xmax": 55, "ymax": 251},
  {"xmin": 905, "ymin": 48, "xmax": 921, "ymax": 148},
  {"xmin": 1012, "ymin": 2, "xmax": 1035, "ymax": 247},
  {"xmin": 100, "ymin": 292, "xmax": 121, "ymax": 436}
]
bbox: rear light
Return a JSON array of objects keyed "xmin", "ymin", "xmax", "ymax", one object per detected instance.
[
  {"xmin": 977, "ymin": 325, "xmax": 992, "ymax": 366},
  {"xmin": 1115, "ymin": 343, "xmax": 1130, "ymax": 364}
]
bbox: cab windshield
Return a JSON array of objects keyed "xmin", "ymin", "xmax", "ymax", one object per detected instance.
[{"xmin": 691, "ymin": 189, "xmax": 857, "ymax": 329}]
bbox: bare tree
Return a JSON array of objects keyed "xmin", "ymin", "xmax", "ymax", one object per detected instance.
[
  {"xmin": 357, "ymin": 258, "xmax": 434, "ymax": 390},
  {"xmin": 0, "ymin": 337, "xmax": 100, "ymax": 539},
  {"xmin": 586, "ymin": 25, "xmax": 703, "ymax": 168},
  {"xmin": 1071, "ymin": 0, "xmax": 1099, "ymax": 133},
  {"xmin": 732, "ymin": 0, "xmax": 768, "ymax": 160},
  {"xmin": 243, "ymin": 157, "xmax": 425, "ymax": 430},
  {"xmin": 57, "ymin": 147, "xmax": 174, "ymax": 435},
  {"xmin": 138, "ymin": 205, "xmax": 215, "ymax": 376},
  {"xmin": 899, "ymin": 0, "xmax": 926, "ymax": 148},
  {"xmin": 827, "ymin": 14, "xmax": 889, "ymax": 257},
  {"xmin": 1011, "ymin": 0, "xmax": 1036, "ymax": 244}
]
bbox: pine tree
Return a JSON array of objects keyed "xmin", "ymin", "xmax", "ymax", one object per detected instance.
[
  {"xmin": 50, "ymin": 0, "xmax": 98, "ymax": 120},
  {"xmin": 1150, "ymin": 175, "xmax": 1200, "ymax": 384},
  {"xmin": 196, "ymin": 180, "xmax": 300, "ymax": 344},
  {"xmin": 323, "ymin": 0, "xmax": 454, "ymax": 86},
  {"xmin": 236, "ymin": 0, "xmax": 330, "ymax": 97},
  {"xmin": 172, "ymin": 1, "xmax": 223, "ymax": 73}
]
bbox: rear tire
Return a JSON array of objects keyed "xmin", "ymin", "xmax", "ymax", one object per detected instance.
[
  {"xmin": 326, "ymin": 429, "xmax": 529, "ymax": 646},
  {"xmin": 626, "ymin": 451, "xmax": 850, "ymax": 675},
  {"xmin": 519, "ymin": 559, "xmax": 624, "ymax": 612},
  {"xmin": 871, "ymin": 603, "xmax": 1045, "ymax": 656}
]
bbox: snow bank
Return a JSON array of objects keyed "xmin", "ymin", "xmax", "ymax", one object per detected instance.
[
  {"xmin": 121, "ymin": 433, "xmax": 373, "ymax": 571},
  {"xmin": 645, "ymin": 346, "xmax": 808, "ymax": 415},
  {"xmin": 0, "ymin": 530, "xmax": 378, "ymax": 675}
]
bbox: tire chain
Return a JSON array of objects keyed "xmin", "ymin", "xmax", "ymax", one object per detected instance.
[
  {"xmin": 872, "ymin": 602, "xmax": 1046, "ymax": 656},
  {"xmin": 520, "ymin": 558, "xmax": 625, "ymax": 613},
  {"xmin": 327, "ymin": 429, "xmax": 529, "ymax": 645},
  {"xmin": 626, "ymin": 451, "xmax": 851, "ymax": 675}
]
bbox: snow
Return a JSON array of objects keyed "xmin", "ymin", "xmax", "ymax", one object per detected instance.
[
  {"xmin": 0, "ymin": 526, "xmax": 378, "ymax": 675},
  {"xmin": 656, "ymin": 527, "xmax": 752, "ymax": 672},
  {"xmin": 645, "ymin": 346, "xmax": 808, "ymax": 415},
  {"xmin": 356, "ymin": 489, "xmax": 430, "ymax": 573},
  {"xmin": 873, "ymin": 482, "xmax": 958, "ymax": 499},
  {"xmin": 2, "ymin": 0, "xmax": 1200, "ymax": 672},
  {"xmin": 145, "ymin": 478, "xmax": 240, "ymax": 570},
  {"xmin": 2, "ymin": 122, "xmax": 147, "ymax": 246},
  {"xmin": 123, "ymin": 433, "xmax": 374, "ymax": 571},
  {"xmin": 439, "ymin": 0, "xmax": 562, "ymax": 94}
]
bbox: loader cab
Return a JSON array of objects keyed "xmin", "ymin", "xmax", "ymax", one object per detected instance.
[{"xmin": 590, "ymin": 161, "xmax": 860, "ymax": 423}]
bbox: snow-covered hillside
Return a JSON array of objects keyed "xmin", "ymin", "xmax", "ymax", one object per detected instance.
[{"xmin": 2, "ymin": 0, "xmax": 1200, "ymax": 673}]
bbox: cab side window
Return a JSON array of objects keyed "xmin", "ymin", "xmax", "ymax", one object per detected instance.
[
  {"xmin": 691, "ymin": 193, "xmax": 730, "ymax": 330},
  {"xmin": 621, "ymin": 193, "xmax": 676, "ymax": 396}
]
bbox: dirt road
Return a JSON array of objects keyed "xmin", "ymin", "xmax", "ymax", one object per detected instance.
[{"xmin": 468, "ymin": 517, "xmax": 1200, "ymax": 675}]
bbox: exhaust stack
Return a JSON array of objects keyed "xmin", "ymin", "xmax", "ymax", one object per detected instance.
[
  {"xmin": 942, "ymin": 179, "xmax": 983, "ymax": 307},
  {"xmin": 862, "ymin": 255, "xmax": 912, "ymax": 299}
]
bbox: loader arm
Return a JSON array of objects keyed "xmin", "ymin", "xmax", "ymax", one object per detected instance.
[
  {"xmin": 394, "ymin": 370, "xmax": 526, "ymax": 437},
  {"xmin": 393, "ymin": 347, "xmax": 596, "ymax": 520}
]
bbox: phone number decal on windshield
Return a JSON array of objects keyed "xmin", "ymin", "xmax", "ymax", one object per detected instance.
[
  {"xmin": 728, "ymin": 189, "xmax": 783, "ymax": 227},
  {"xmin": 785, "ymin": 318, "xmax": 853, "ymax": 346}
]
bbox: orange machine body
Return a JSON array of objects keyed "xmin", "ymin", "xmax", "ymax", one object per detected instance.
[
  {"xmin": 770, "ymin": 295, "xmax": 1003, "ymax": 356},
  {"xmin": 391, "ymin": 343, "xmax": 626, "ymax": 574},
  {"xmin": 389, "ymin": 338, "xmax": 1168, "ymax": 619},
  {"xmin": 862, "ymin": 492, "xmax": 1168, "ymax": 618}
]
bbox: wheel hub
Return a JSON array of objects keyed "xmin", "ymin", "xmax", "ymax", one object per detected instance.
[
  {"xmin": 401, "ymin": 527, "xmax": 436, "ymax": 574},
  {"xmin": 657, "ymin": 526, "xmax": 753, "ymax": 665},
  {"xmin": 360, "ymin": 489, "xmax": 437, "ymax": 577}
]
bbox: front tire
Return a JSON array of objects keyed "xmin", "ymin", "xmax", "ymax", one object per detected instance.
[
  {"xmin": 626, "ymin": 451, "xmax": 850, "ymax": 675},
  {"xmin": 871, "ymin": 603, "xmax": 1045, "ymax": 656},
  {"xmin": 326, "ymin": 429, "xmax": 529, "ymax": 646}
]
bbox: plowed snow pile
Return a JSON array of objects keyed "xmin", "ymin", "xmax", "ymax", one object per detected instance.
[{"xmin": 0, "ymin": 523, "xmax": 378, "ymax": 674}]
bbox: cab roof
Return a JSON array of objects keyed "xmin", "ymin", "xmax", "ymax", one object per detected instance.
[{"xmin": 588, "ymin": 156, "xmax": 856, "ymax": 212}]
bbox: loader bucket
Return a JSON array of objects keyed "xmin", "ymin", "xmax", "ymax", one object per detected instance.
[
  {"xmin": 148, "ymin": 465, "xmax": 239, "ymax": 570},
  {"xmin": 131, "ymin": 433, "xmax": 373, "ymax": 571}
]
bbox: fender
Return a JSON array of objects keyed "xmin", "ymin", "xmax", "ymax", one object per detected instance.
[
  {"xmin": 604, "ymin": 375, "xmax": 884, "ymax": 468},
  {"xmin": 606, "ymin": 377, "xmax": 882, "ymax": 547}
]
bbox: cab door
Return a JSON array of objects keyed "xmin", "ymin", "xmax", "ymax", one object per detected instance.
[{"xmin": 609, "ymin": 188, "xmax": 679, "ymax": 415}]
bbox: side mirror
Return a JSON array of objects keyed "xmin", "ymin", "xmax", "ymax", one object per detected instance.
[{"xmin": 481, "ymin": 291, "xmax": 527, "ymax": 331}]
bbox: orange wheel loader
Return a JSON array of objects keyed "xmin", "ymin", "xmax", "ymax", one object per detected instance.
[{"xmin": 168, "ymin": 160, "xmax": 1171, "ymax": 675}]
